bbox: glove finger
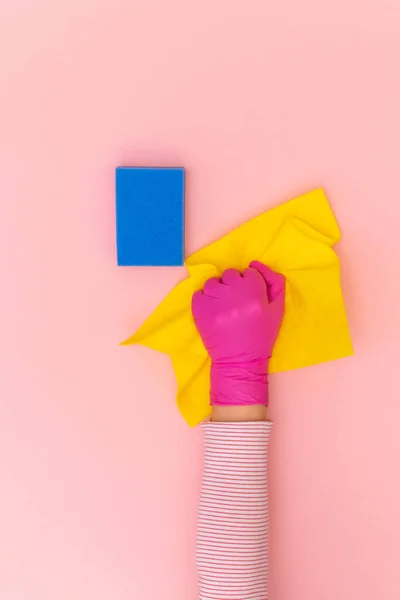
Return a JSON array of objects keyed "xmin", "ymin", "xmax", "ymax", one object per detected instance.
[
  {"xmin": 221, "ymin": 268, "xmax": 242, "ymax": 285},
  {"xmin": 249, "ymin": 261, "xmax": 285, "ymax": 302},
  {"xmin": 203, "ymin": 277, "xmax": 223, "ymax": 298}
]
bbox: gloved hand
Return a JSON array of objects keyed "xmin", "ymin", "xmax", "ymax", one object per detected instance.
[{"xmin": 192, "ymin": 261, "xmax": 285, "ymax": 407}]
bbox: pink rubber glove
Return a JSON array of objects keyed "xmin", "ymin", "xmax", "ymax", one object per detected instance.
[{"xmin": 192, "ymin": 261, "xmax": 285, "ymax": 407}]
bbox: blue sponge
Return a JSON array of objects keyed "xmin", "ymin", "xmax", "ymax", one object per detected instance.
[{"xmin": 116, "ymin": 167, "xmax": 185, "ymax": 266}]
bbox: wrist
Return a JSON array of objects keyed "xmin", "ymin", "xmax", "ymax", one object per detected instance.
[{"xmin": 211, "ymin": 405, "xmax": 267, "ymax": 421}]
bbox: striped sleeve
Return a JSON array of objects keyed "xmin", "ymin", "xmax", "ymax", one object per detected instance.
[{"xmin": 197, "ymin": 421, "xmax": 272, "ymax": 600}]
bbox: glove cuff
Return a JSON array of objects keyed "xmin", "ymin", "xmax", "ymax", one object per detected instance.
[{"xmin": 210, "ymin": 360, "xmax": 269, "ymax": 407}]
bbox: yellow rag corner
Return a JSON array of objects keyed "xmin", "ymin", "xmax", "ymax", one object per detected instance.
[{"xmin": 122, "ymin": 188, "xmax": 353, "ymax": 427}]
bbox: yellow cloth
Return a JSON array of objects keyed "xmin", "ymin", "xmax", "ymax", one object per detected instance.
[{"xmin": 122, "ymin": 189, "xmax": 353, "ymax": 427}]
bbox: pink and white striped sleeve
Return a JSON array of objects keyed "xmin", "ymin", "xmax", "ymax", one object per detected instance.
[{"xmin": 197, "ymin": 421, "xmax": 273, "ymax": 600}]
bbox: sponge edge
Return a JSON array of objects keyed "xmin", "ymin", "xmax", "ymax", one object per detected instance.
[{"xmin": 116, "ymin": 167, "xmax": 185, "ymax": 266}]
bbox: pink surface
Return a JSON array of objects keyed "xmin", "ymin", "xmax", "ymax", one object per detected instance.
[{"xmin": 1, "ymin": 1, "xmax": 400, "ymax": 599}]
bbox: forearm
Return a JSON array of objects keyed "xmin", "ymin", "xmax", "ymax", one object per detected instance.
[
  {"xmin": 194, "ymin": 263, "xmax": 283, "ymax": 599},
  {"xmin": 197, "ymin": 421, "xmax": 272, "ymax": 600}
]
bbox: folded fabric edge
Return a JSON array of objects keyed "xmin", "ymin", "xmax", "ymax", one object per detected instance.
[
  {"xmin": 269, "ymin": 346, "xmax": 354, "ymax": 374},
  {"xmin": 120, "ymin": 264, "xmax": 220, "ymax": 347},
  {"xmin": 185, "ymin": 187, "xmax": 336, "ymax": 266},
  {"xmin": 120, "ymin": 337, "xmax": 136, "ymax": 346},
  {"xmin": 181, "ymin": 406, "xmax": 211, "ymax": 428}
]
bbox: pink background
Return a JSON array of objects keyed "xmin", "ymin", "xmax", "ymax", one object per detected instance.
[{"xmin": 1, "ymin": 1, "xmax": 400, "ymax": 599}]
